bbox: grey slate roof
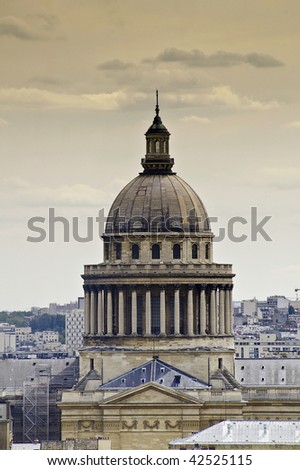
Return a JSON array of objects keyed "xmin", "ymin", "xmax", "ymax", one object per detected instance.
[
  {"xmin": 99, "ymin": 357, "xmax": 210, "ymax": 390},
  {"xmin": 210, "ymin": 368, "xmax": 241, "ymax": 389},
  {"xmin": 105, "ymin": 174, "xmax": 210, "ymax": 234}
]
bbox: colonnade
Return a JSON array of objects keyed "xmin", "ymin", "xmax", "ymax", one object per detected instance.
[{"xmin": 84, "ymin": 284, "xmax": 233, "ymax": 337}]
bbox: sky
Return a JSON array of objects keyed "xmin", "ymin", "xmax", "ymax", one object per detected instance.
[{"xmin": 1, "ymin": 0, "xmax": 300, "ymax": 310}]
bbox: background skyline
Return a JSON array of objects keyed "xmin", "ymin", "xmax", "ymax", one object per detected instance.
[{"xmin": 1, "ymin": 0, "xmax": 300, "ymax": 310}]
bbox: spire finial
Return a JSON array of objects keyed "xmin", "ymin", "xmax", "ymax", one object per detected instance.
[{"xmin": 155, "ymin": 89, "xmax": 159, "ymax": 116}]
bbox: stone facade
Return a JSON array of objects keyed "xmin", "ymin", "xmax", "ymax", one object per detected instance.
[{"xmin": 61, "ymin": 98, "xmax": 293, "ymax": 451}]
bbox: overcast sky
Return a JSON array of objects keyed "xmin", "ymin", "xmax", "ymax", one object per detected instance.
[{"xmin": 1, "ymin": 0, "xmax": 300, "ymax": 310}]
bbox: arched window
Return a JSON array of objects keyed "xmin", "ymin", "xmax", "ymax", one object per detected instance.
[
  {"xmin": 155, "ymin": 140, "xmax": 160, "ymax": 153},
  {"xmin": 173, "ymin": 244, "xmax": 181, "ymax": 259},
  {"xmin": 163, "ymin": 140, "xmax": 167, "ymax": 153},
  {"xmin": 132, "ymin": 244, "xmax": 139, "ymax": 260},
  {"xmin": 147, "ymin": 140, "xmax": 151, "ymax": 153},
  {"xmin": 115, "ymin": 243, "xmax": 122, "ymax": 260},
  {"xmin": 152, "ymin": 243, "xmax": 160, "ymax": 259},
  {"xmin": 192, "ymin": 243, "xmax": 198, "ymax": 259},
  {"xmin": 205, "ymin": 243, "xmax": 210, "ymax": 260}
]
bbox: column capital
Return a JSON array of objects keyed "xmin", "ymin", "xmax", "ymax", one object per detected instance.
[
  {"xmin": 188, "ymin": 284, "xmax": 195, "ymax": 290},
  {"xmin": 225, "ymin": 284, "xmax": 234, "ymax": 291}
]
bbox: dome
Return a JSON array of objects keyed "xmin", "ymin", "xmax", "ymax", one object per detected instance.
[
  {"xmin": 105, "ymin": 93, "xmax": 210, "ymax": 234},
  {"xmin": 105, "ymin": 173, "xmax": 210, "ymax": 234}
]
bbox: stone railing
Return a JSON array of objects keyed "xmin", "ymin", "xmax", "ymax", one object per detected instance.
[
  {"xmin": 84, "ymin": 262, "xmax": 233, "ymax": 277},
  {"xmin": 242, "ymin": 387, "xmax": 300, "ymax": 401}
]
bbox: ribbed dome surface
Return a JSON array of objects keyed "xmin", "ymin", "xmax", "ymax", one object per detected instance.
[{"xmin": 105, "ymin": 174, "xmax": 210, "ymax": 234}]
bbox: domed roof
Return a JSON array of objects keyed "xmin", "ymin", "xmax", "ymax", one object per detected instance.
[
  {"xmin": 105, "ymin": 173, "xmax": 210, "ymax": 234},
  {"xmin": 105, "ymin": 93, "xmax": 210, "ymax": 235}
]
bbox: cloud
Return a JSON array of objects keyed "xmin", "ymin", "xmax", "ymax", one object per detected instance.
[
  {"xmin": 0, "ymin": 87, "xmax": 147, "ymax": 111},
  {"xmin": 35, "ymin": 14, "xmax": 60, "ymax": 32},
  {"xmin": 246, "ymin": 167, "xmax": 300, "ymax": 190},
  {"xmin": 0, "ymin": 15, "xmax": 64, "ymax": 41},
  {"xmin": 0, "ymin": 16, "xmax": 41, "ymax": 40},
  {"xmin": 180, "ymin": 115, "xmax": 211, "ymax": 124},
  {"xmin": 204, "ymin": 86, "xmax": 279, "ymax": 110},
  {"xmin": 287, "ymin": 121, "xmax": 300, "ymax": 129},
  {"xmin": 0, "ymin": 178, "xmax": 115, "ymax": 208},
  {"xmin": 0, "ymin": 117, "xmax": 9, "ymax": 127},
  {"xmin": 97, "ymin": 59, "xmax": 134, "ymax": 70},
  {"xmin": 271, "ymin": 265, "xmax": 300, "ymax": 274},
  {"xmin": 146, "ymin": 48, "xmax": 284, "ymax": 68},
  {"xmin": 27, "ymin": 76, "xmax": 68, "ymax": 88},
  {"xmin": 0, "ymin": 84, "xmax": 278, "ymax": 114}
]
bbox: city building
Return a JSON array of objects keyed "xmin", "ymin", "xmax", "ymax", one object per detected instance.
[
  {"xmin": 0, "ymin": 323, "xmax": 16, "ymax": 354},
  {"xmin": 65, "ymin": 309, "xmax": 84, "ymax": 353},
  {"xmin": 58, "ymin": 99, "xmax": 300, "ymax": 450},
  {"xmin": 235, "ymin": 357, "xmax": 300, "ymax": 386},
  {"xmin": 169, "ymin": 420, "xmax": 300, "ymax": 450},
  {"xmin": 59, "ymin": 98, "xmax": 237, "ymax": 449},
  {"xmin": 0, "ymin": 357, "xmax": 79, "ymax": 443},
  {"xmin": 0, "ymin": 400, "xmax": 12, "ymax": 450},
  {"xmin": 235, "ymin": 332, "xmax": 300, "ymax": 359}
]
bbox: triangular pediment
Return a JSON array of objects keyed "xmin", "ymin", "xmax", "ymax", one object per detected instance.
[{"xmin": 100, "ymin": 382, "xmax": 202, "ymax": 406}]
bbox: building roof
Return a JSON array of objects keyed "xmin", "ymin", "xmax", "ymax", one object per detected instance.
[
  {"xmin": 99, "ymin": 357, "xmax": 210, "ymax": 390},
  {"xmin": 11, "ymin": 443, "xmax": 41, "ymax": 450},
  {"xmin": 75, "ymin": 368, "xmax": 102, "ymax": 392},
  {"xmin": 170, "ymin": 420, "xmax": 300, "ymax": 447},
  {"xmin": 104, "ymin": 96, "xmax": 210, "ymax": 234},
  {"xmin": 105, "ymin": 174, "xmax": 210, "ymax": 234}
]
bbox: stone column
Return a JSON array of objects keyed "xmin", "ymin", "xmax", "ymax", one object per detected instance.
[
  {"xmin": 219, "ymin": 286, "xmax": 225, "ymax": 335},
  {"xmin": 107, "ymin": 288, "xmax": 113, "ymax": 335},
  {"xmin": 131, "ymin": 288, "xmax": 137, "ymax": 335},
  {"xmin": 187, "ymin": 285, "xmax": 194, "ymax": 335},
  {"xmin": 90, "ymin": 288, "xmax": 96, "ymax": 335},
  {"xmin": 225, "ymin": 285, "xmax": 232, "ymax": 334},
  {"xmin": 210, "ymin": 285, "xmax": 217, "ymax": 335},
  {"xmin": 84, "ymin": 288, "xmax": 90, "ymax": 335},
  {"xmin": 96, "ymin": 289, "xmax": 102, "ymax": 335},
  {"xmin": 174, "ymin": 286, "xmax": 180, "ymax": 335},
  {"xmin": 118, "ymin": 288, "xmax": 124, "ymax": 335},
  {"xmin": 199, "ymin": 285, "xmax": 207, "ymax": 335},
  {"xmin": 145, "ymin": 288, "xmax": 151, "ymax": 335},
  {"xmin": 160, "ymin": 286, "xmax": 166, "ymax": 336},
  {"xmin": 228, "ymin": 285, "xmax": 233, "ymax": 334}
]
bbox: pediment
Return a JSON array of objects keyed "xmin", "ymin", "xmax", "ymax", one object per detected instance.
[{"xmin": 100, "ymin": 382, "xmax": 202, "ymax": 406}]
